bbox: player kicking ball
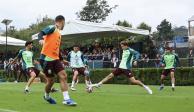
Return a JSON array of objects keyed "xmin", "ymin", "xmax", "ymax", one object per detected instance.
[
  {"xmin": 159, "ymin": 47, "xmax": 180, "ymax": 91},
  {"xmin": 66, "ymin": 45, "xmax": 92, "ymax": 91},
  {"xmin": 38, "ymin": 15, "xmax": 76, "ymax": 106},
  {"xmin": 89, "ymin": 40, "xmax": 153, "ymax": 95}
]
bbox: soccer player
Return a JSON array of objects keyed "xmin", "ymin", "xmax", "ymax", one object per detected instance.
[
  {"xmin": 38, "ymin": 15, "xmax": 77, "ymax": 106},
  {"xmin": 9, "ymin": 41, "xmax": 40, "ymax": 93},
  {"xmin": 67, "ymin": 45, "xmax": 91, "ymax": 91},
  {"xmin": 89, "ymin": 40, "xmax": 153, "ymax": 94},
  {"xmin": 159, "ymin": 47, "xmax": 180, "ymax": 91}
]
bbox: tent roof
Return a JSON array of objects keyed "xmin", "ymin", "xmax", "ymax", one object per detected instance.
[
  {"xmin": 0, "ymin": 36, "xmax": 26, "ymax": 46},
  {"xmin": 189, "ymin": 15, "xmax": 194, "ymax": 22},
  {"xmin": 61, "ymin": 20, "xmax": 149, "ymax": 38}
]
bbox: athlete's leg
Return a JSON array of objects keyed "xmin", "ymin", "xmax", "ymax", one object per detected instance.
[
  {"xmin": 170, "ymin": 71, "xmax": 175, "ymax": 91},
  {"xmin": 129, "ymin": 76, "xmax": 152, "ymax": 94}
]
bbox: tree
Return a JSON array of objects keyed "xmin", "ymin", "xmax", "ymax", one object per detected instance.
[
  {"xmin": 76, "ymin": 0, "xmax": 118, "ymax": 23},
  {"xmin": 137, "ymin": 22, "xmax": 151, "ymax": 32},
  {"xmin": 157, "ymin": 19, "xmax": 174, "ymax": 40},
  {"xmin": 116, "ymin": 20, "xmax": 132, "ymax": 28}
]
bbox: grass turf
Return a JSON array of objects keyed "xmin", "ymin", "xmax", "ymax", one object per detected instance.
[{"xmin": 0, "ymin": 83, "xmax": 194, "ymax": 112}]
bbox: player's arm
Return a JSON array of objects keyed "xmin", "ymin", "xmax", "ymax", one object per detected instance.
[
  {"xmin": 38, "ymin": 25, "xmax": 56, "ymax": 45},
  {"xmin": 8, "ymin": 50, "xmax": 22, "ymax": 66},
  {"xmin": 175, "ymin": 54, "xmax": 180, "ymax": 67},
  {"xmin": 160, "ymin": 55, "xmax": 165, "ymax": 67},
  {"xmin": 129, "ymin": 48, "xmax": 140, "ymax": 66},
  {"xmin": 81, "ymin": 54, "xmax": 88, "ymax": 67}
]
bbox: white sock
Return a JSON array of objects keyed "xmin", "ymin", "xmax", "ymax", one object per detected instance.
[
  {"xmin": 98, "ymin": 82, "xmax": 103, "ymax": 86},
  {"xmin": 25, "ymin": 86, "xmax": 29, "ymax": 90},
  {"xmin": 71, "ymin": 81, "xmax": 75, "ymax": 88},
  {"xmin": 172, "ymin": 83, "xmax": 175, "ymax": 88},
  {"xmin": 63, "ymin": 91, "xmax": 70, "ymax": 100},
  {"xmin": 161, "ymin": 84, "xmax": 164, "ymax": 87},
  {"xmin": 85, "ymin": 81, "xmax": 90, "ymax": 86},
  {"xmin": 44, "ymin": 93, "xmax": 50, "ymax": 99},
  {"xmin": 142, "ymin": 84, "xmax": 147, "ymax": 88}
]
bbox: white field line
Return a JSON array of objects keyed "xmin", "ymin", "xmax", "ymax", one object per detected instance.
[{"xmin": 0, "ymin": 109, "xmax": 19, "ymax": 112}]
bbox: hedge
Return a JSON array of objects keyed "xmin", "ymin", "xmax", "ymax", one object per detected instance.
[{"xmin": 1, "ymin": 67, "xmax": 194, "ymax": 86}]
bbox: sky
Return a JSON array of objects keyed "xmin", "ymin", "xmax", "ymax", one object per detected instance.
[{"xmin": 0, "ymin": 0, "xmax": 194, "ymax": 31}]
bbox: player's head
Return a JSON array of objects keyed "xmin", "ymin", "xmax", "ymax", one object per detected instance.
[
  {"xmin": 73, "ymin": 45, "xmax": 80, "ymax": 52},
  {"xmin": 120, "ymin": 40, "xmax": 129, "ymax": 50},
  {"xmin": 25, "ymin": 41, "xmax": 33, "ymax": 49},
  {"xmin": 165, "ymin": 47, "xmax": 172, "ymax": 53},
  {"xmin": 55, "ymin": 15, "xmax": 65, "ymax": 30}
]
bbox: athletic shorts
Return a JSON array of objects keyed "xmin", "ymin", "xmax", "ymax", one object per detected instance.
[
  {"xmin": 41, "ymin": 60, "xmax": 64, "ymax": 77},
  {"xmin": 162, "ymin": 68, "xmax": 175, "ymax": 76},
  {"xmin": 72, "ymin": 67, "xmax": 87, "ymax": 76},
  {"xmin": 112, "ymin": 68, "xmax": 134, "ymax": 78},
  {"xmin": 25, "ymin": 67, "xmax": 40, "ymax": 77}
]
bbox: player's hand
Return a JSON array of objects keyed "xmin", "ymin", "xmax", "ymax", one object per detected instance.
[
  {"xmin": 39, "ymin": 40, "xmax": 44, "ymax": 45},
  {"xmin": 133, "ymin": 61, "xmax": 138, "ymax": 66},
  {"xmin": 161, "ymin": 64, "xmax": 165, "ymax": 67}
]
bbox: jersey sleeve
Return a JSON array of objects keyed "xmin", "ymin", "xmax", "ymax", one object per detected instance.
[
  {"xmin": 175, "ymin": 54, "xmax": 180, "ymax": 66},
  {"xmin": 38, "ymin": 25, "xmax": 56, "ymax": 40},
  {"xmin": 67, "ymin": 52, "xmax": 71, "ymax": 62},
  {"xmin": 17, "ymin": 50, "xmax": 23, "ymax": 59},
  {"xmin": 129, "ymin": 48, "xmax": 140, "ymax": 61}
]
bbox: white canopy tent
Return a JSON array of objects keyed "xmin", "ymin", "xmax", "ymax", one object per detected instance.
[
  {"xmin": 32, "ymin": 20, "xmax": 149, "ymax": 40},
  {"xmin": 61, "ymin": 20, "xmax": 149, "ymax": 38},
  {"xmin": 0, "ymin": 36, "xmax": 26, "ymax": 46}
]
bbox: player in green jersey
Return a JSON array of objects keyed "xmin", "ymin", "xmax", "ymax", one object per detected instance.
[{"xmin": 159, "ymin": 47, "xmax": 180, "ymax": 91}]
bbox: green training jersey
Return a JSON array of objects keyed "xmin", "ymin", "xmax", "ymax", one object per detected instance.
[
  {"xmin": 119, "ymin": 48, "xmax": 140, "ymax": 70},
  {"xmin": 17, "ymin": 49, "xmax": 34, "ymax": 69},
  {"xmin": 161, "ymin": 53, "xmax": 180, "ymax": 69}
]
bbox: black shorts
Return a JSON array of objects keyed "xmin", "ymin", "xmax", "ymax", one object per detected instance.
[
  {"xmin": 25, "ymin": 67, "xmax": 40, "ymax": 77},
  {"xmin": 162, "ymin": 68, "xmax": 175, "ymax": 76},
  {"xmin": 112, "ymin": 68, "xmax": 134, "ymax": 78},
  {"xmin": 41, "ymin": 60, "xmax": 64, "ymax": 77},
  {"xmin": 72, "ymin": 67, "xmax": 86, "ymax": 76}
]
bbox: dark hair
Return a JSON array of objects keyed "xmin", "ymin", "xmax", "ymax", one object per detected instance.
[
  {"xmin": 55, "ymin": 15, "xmax": 65, "ymax": 22},
  {"xmin": 120, "ymin": 40, "xmax": 129, "ymax": 46},
  {"xmin": 25, "ymin": 41, "xmax": 33, "ymax": 47}
]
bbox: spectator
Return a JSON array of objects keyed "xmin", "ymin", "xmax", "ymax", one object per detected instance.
[
  {"xmin": 111, "ymin": 54, "xmax": 118, "ymax": 68},
  {"xmin": 155, "ymin": 54, "xmax": 161, "ymax": 68},
  {"xmin": 188, "ymin": 49, "xmax": 193, "ymax": 67}
]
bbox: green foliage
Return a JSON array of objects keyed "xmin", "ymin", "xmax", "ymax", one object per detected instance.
[
  {"xmin": 76, "ymin": 0, "xmax": 118, "ymax": 23},
  {"xmin": 63, "ymin": 67, "xmax": 194, "ymax": 86},
  {"xmin": 116, "ymin": 20, "xmax": 132, "ymax": 28},
  {"xmin": 137, "ymin": 22, "xmax": 151, "ymax": 32},
  {"xmin": 157, "ymin": 19, "xmax": 174, "ymax": 40}
]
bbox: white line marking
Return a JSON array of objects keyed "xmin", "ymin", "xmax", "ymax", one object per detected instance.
[{"xmin": 0, "ymin": 109, "xmax": 19, "ymax": 112}]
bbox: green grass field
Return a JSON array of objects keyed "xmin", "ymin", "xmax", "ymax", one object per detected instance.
[{"xmin": 0, "ymin": 83, "xmax": 194, "ymax": 112}]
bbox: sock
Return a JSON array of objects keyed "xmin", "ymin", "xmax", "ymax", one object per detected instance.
[
  {"xmin": 85, "ymin": 81, "xmax": 90, "ymax": 86},
  {"xmin": 71, "ymin": 81, "xmax": 75, "ymax": 88},
  {"xmin": 142, "ymin": 84, "xmax": 147, "ymax": 88},
  {"xmin": 25, "ymin": 86, "xmax": 29, "ymax": 90},
  {"xmin": 161, "ymin": 84, "xmax": 164, "ymax": 87},
  {"xmin": 98, "ymin": 82, "xmax": 103, "ymax": 86},
  {"xmin": 44, "ymin": 93, "xmax": 50, "ymax": 99},
  {"xmin": 172, "ymin": 83, "xmax": 175, "ymax": 88},
  {"xmin": 63, "ymin": 91, "xmax": 70, "ymax": 100}
]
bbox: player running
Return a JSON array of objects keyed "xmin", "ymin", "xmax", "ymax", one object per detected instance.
[
  {"xmin": 67, "ymin": 45, "xmax": 92, "ymax": 91},
  {"xmin": 159, "ymin": 47, "xmax": 180, "ymax": 91},
  {"xmin": 9, "ymin": 41, "xmax": 40, "ymax": 93},
  {"xmin": 89, "ymin": 40, "xmax": 153, "ymax": 94},
  {"xmin": 38, "ymin": 15, "xmax": 77, "ymax": 106}
]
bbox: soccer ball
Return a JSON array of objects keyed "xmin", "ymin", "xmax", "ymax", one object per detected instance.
[{"xmin": 86, "ymin": 86, "xmax": 93, "ymax": 93}]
